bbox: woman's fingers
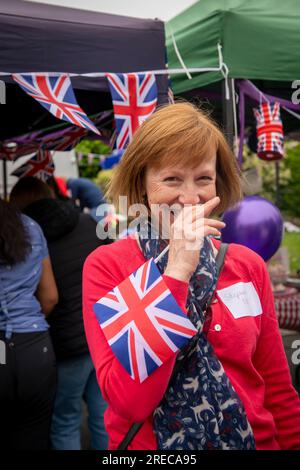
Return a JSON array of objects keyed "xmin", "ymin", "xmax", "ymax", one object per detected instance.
[
  {"xmin": 203, "ymin": 225, "xmax": 222, "ymax": 237},
  {"xmin": 184, "ymin": 226, "xmax": 222, "ymax": 241},
  {"xmin": 190, "ymin": 218, "xmax": 225, "ymax": 231},
  {"xmin": 203, "ymin": 218, "xmax": 226, "ymax": 228},
  {"xmin": 203, "ymin": 196, "xmax": 221, "ymax": 217},
  {"xmin": 185, "ymin": 218, "xmax": 225, "ymax": 236},
  {"xmin": 175, "ymin": 197, "xmax": 221, "ymax": 224},
  {"xmin": 180, "ymin": 220, "xmax": 223, "ymax": 241},
  {"xmin": 172, "ymin": 198, "xmax": 224, "ymax": 241},
  {"xmin": 188, "ymin": 196, "xmax": 220, "ymax": 221}
]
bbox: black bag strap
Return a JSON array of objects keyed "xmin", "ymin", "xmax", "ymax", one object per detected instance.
[
  {"xmin": 117, "ymin": 242, "xmax": 229, "ymax": 450},
  {"xmin": 204, "ymin": 242, "xmax": 228, "ymax": 311}
]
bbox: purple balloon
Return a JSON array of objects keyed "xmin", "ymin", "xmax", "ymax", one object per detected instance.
[{"xmin": 221, "ymin": 196, "xmax": 283, "ymax": 261}]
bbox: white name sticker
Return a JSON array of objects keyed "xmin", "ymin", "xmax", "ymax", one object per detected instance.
[{"xmin": 217, "ymin": 282, "xmax": 262, "ymax": 319}]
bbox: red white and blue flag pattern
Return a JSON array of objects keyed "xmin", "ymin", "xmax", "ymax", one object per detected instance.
[
  {"xmin": 43, "ymin": 125, "xmax": 87, "ymax": 152},
  {"xmin": 106, "ymin": 73, "xmax": 157, "ymax": 149},
  {"xmin": 12, "ymin": 147, "xmax": 54, "ymax": 181},
  {"xmin": 1, "ymin": 112, "xmax": 111, "ymax": 162},
  {"xmin": 93, "ymin": 258, "xmax": 197, "ymax": 382},
  {"xmin": 0, "ymin": 136, "xmax": 39, "ymax": 161},
  {"xmin": 12, "ymin": 74, "xmax": 100, "ymax": 135},
  {"xmin": 254, "ymin": 102, "xmax": 284, "ymax": 161}
]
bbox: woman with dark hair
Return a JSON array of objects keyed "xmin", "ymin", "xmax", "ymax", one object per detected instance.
[
  {"xmin": 9, "ymin": 175, "xmax": 54, "ymax": 211},
  {"xmin": 11, "ymin": 177, "xmax": 111, "ymax": 450},
  {"xmin": 0, "ymin": 198, "xmax": 58, "ymax": 450}
]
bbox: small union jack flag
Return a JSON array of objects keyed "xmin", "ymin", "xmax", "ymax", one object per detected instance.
[
  {"xmin": 12, "ymin": 74, "xmax": 100, "ymax": 135},
  {"xmin": 12, "ymin": 147, "xmax": 55, "ymax": 181},
  {"xmin": 106, "ymin": 73, "xmax": 157, "ymax": 149},
  {"xmin": 254, "ymin": 102, "xmax": 284, "ymax": 161},
  {"xmin": 93, "ymin": 258, "xmax": 197, "ymax": 383}
]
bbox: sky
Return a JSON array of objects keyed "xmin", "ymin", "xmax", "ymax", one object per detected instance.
[{"xmin": 27, "ymin": 0, "xmax": 198, "ymax": 21}]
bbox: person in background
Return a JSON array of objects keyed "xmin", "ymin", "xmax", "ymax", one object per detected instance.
[
  {"xmin": 54, "ymin": 176, "xmax": 69, "ymax": 198},
  {"xmin": 66, "ymin": 177, "xmax": 107, "ymax": 222},
  {"xmin": 10, "ymin": 176, "xmax": 111, "ymax": 450},
  {"xmin": 9, "ymin": 174, "xmax": 54, "ymax": 210},
  {"xmin": 47, "ymin": 176, "xmax": 70, "ymax": 200},
  {"xmin": 0, "ymin": 198, "xmax": 58, "ymax": 450}
]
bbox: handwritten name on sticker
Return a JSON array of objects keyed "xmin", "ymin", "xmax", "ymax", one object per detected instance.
[{"xmin": 217, "ymin": 282, "xmax": 262, "ymax": 319}]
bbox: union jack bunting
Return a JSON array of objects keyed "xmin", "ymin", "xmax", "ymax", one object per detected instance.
[
  {"xmin": 1, "ymin": 113, "xmax": 111, "ymax": 162},
  {"xmin": 253, "ymin": 102, "xmax": 284, "ymax": 161},
  {"xmin": 44, "ymin": 112, "xmax": 111, "ymax": 151},
  {"xmin": 0, "ymin": 127, "xmax": 85, "ymax": 161},
  {"xmin": 43, "ymin": 125, "xmax": 87, "ymax": 152},
  {"xmin": 106, "ymin": 73, "xmax": 157, "ymax": 149},
  {"xmin": 93, "ymin": 258, "xmax": 197, "ymax": 382},
  {"xmin": 0, "ymin": 143, "xmax": 21, "ymax": 161},
  {"xmin": 12, "ymin": 74, "xmax": 100, "ymax": 135},
  {"xmin": 0, "ymin": 138, "xmax": 38, "ymax": 161},
  {"xmin": 12, "ymin": 147, "xmax": 54, "ymax": 181}
]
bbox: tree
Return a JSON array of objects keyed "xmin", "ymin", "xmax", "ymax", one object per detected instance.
[
  {"xmin": 75, "ymin": 139, "xmax": 111, "ymax": 179},
  {"xmin": 281, "ymin": 143, "xmax": 300, "ymax": 216}
]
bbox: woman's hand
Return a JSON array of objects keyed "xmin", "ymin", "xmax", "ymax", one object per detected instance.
[{"xmin": 164, "ymin": 197, "xmax": 225, "ymax": 283}]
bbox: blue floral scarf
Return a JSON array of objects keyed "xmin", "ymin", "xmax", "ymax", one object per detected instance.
[{"xmin": 138, "ymin": 218, "xmax": 256, "ymax": 450}]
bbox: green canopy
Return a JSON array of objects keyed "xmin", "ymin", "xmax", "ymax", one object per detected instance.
[{"xmin": 166, "ymin": 0, "xmax": 300, "ymax": 94}]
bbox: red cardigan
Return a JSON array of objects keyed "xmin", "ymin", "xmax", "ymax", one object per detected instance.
[{"xmin": 82, "ymin": 235, "xmax": 300, "ymax": 450}]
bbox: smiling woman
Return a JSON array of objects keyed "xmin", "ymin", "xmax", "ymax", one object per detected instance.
[
  {"xmin": 83, "ymin": 102, "xmax": 300, "ymax": 451},
  {"xmin": 107, "ymin": 102, "xmax": 242, "ymax": 215}
]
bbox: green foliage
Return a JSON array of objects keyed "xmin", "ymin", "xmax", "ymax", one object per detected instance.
[
  {"xmin": 242, "ymin": 141, "xmax": 300, "ymax": 216},
  {"xmin": 282, "ymin": 232, "xmax": 300, "ymax": 274},
  {"xmin": 281, "ymin": 143, "xmax": 300, "ymax": 216},
  {"xmin": 76, "ymin": 155, "xmax": 99, "ymax": 179},
  {"xmin": 76, "ymin": 139, "xmax": 111, "ymax": 155},
  {"xmin": 75, "ymin": 139, "xmax": 111, "ymax": 179}
]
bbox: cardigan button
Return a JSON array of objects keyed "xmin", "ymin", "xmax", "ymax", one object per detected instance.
[{"xmin": 214, "ymin": 324, "xmax": 222, "ymax": 332}]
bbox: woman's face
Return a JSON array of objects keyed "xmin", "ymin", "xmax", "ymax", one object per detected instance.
[{"xmin": 145, "ymin": 152, "xmax": 217, "ymax": 212}]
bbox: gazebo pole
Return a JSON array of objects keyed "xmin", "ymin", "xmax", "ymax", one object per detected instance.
[
  {"xmin": 2, "ymin": 159, "xmax": 7, "ymax": 200},
  {"xmin": 275, "ymin": 161, "xmax": 281, "ymax": 208},
  {"xmin": 222, "ymin": 78, "xmax": 234, "ymax": 151}
]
